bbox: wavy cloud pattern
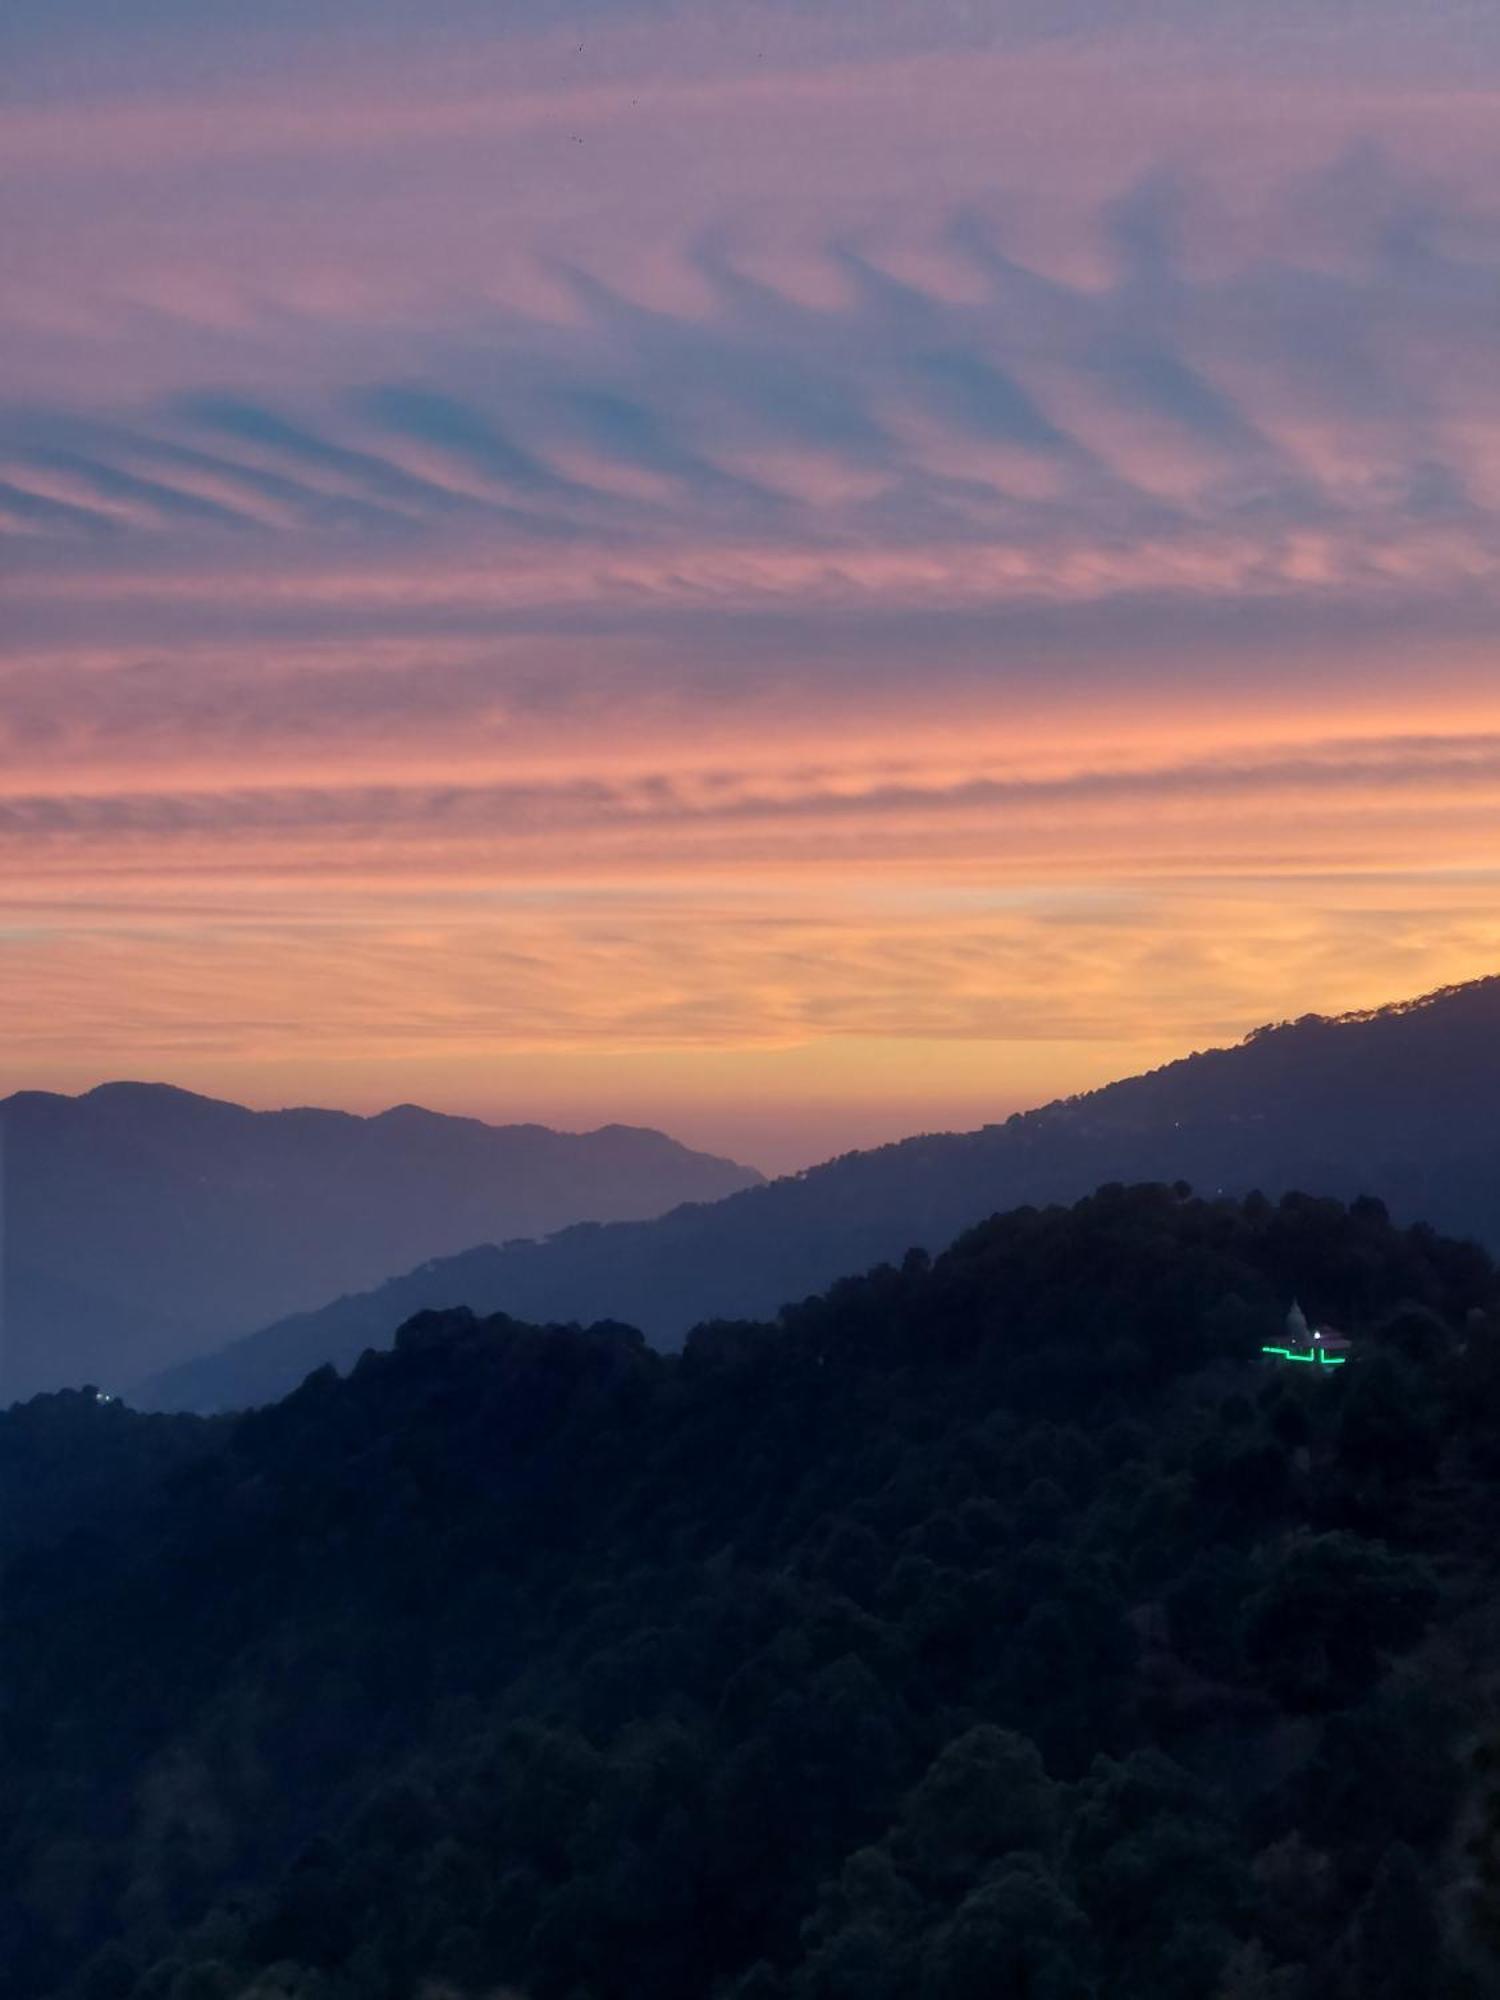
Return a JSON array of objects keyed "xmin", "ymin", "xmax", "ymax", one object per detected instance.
[{"xmin": 5, "ymin": 2, "xmax": 1500, "ymax": 1158}]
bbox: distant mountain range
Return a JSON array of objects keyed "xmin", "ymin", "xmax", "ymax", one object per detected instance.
[
  {"xmin": 138, "ymin": 974, "xmax": 1500, "ymax": 1412},
  {"xmin": 0, "ymin": 1084, "xmax": 761, "ymax": 1403}
]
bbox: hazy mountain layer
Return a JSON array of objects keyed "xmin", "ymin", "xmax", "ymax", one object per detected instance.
[
  {"xmin": 141, "ymin": 977, "xmax": 1500, "ymax": 1412},
  {"xmin": 0, "ymin": 1084, "xmax": 760, "ymax": 1402}
]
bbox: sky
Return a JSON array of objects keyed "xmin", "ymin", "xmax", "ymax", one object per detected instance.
[{"xmin": 4, "ymin": 1, "xmax": 1500, "ymax": 1171}]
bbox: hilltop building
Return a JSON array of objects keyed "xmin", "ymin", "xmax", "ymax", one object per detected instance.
[{"xmin": 1262, "ymin": 1300, "xmax": 1352, "ymax": 1369}]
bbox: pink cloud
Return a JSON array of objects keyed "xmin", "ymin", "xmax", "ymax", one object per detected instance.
[{"xmin": 7, "ymin": 2, "xmax": 1500, "ymax": 1139}]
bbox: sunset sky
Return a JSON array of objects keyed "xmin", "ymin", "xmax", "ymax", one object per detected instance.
[{"xmin": 5, "ymin": 1, "xmax": 1500, "ymax": 1169}]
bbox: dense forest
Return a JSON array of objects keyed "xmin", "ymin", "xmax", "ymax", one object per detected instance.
[
  {"xmin": 143, "ymin": 975, "xmax": 1500, "ymax": 1415},
  {"xmin": 9, "ymin": 1185, "xmax": 1500, "ymax": 1998}
]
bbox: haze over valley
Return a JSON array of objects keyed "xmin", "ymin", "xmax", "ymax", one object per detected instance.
[
  {"xmin": 0, "ymin": 1085, "xmax": 758, "ymax": 1404},
  {"xmin": 6, "ymin": 973, "xmax": 1499, "ymax": 1412}
]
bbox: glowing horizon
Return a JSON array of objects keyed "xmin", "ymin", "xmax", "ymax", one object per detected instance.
[{"xmin": 6, "ymin": 1, "xmax": 1500, "ymax": 1172}]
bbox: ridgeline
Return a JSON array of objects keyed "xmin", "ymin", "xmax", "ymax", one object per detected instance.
[{"xmin": 143, "ymin": 976, "xmax": 1500, "ymax": 1415}]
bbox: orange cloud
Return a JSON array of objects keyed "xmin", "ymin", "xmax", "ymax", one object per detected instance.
[{"xmin": 6, "ymin": 3, "xmax": 1500, "ymax": 1161}]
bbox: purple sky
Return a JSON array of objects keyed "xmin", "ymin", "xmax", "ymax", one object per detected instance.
[{"xmin": 5, "ymin": 1, "xmax": 1500, "ymax": 1169}]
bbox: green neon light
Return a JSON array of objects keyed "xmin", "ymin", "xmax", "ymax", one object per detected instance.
[{"xmin": 1260, "ymin": 1345, "xmax": 1347, "ymax": 1367}]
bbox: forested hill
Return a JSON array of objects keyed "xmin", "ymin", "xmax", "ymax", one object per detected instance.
[
  {"xmin": 143, "ymin": 975, "xmax": 1500, "ymax": 1413},
  {"xmin": 9, "ymin": 1186, "xmax": 1500, "ymax": 1999},
  {"xmin": 0, "ymin": 1083, "xmax": 760, "ymax": 1403}
]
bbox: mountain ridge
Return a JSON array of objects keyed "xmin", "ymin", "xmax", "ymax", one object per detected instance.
[
  {"xmin": 138, "ymin": 973, "xmax": 1500, "ymax": 1412},
  {"xmin": 0, "ymin": 1084, "xmax": 762, "ymax": 1403}
]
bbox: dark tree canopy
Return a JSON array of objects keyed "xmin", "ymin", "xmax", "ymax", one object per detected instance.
[{"xmin": 7, "ymin": 1185, "xmax": 1500, "ymax": 1999}]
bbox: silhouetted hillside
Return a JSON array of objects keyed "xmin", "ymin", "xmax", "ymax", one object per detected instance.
[
  {"xmin": 144, "ymin": 977, "xmax": 1500, "ymax": 1413},
  {"xmin": 7, "ymin": 1187, "xmax": 1500, "ymax": 1998},
  {"xmin": 0, "ymin": 1084, "xmax": 760, "ymax": 1402}
]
